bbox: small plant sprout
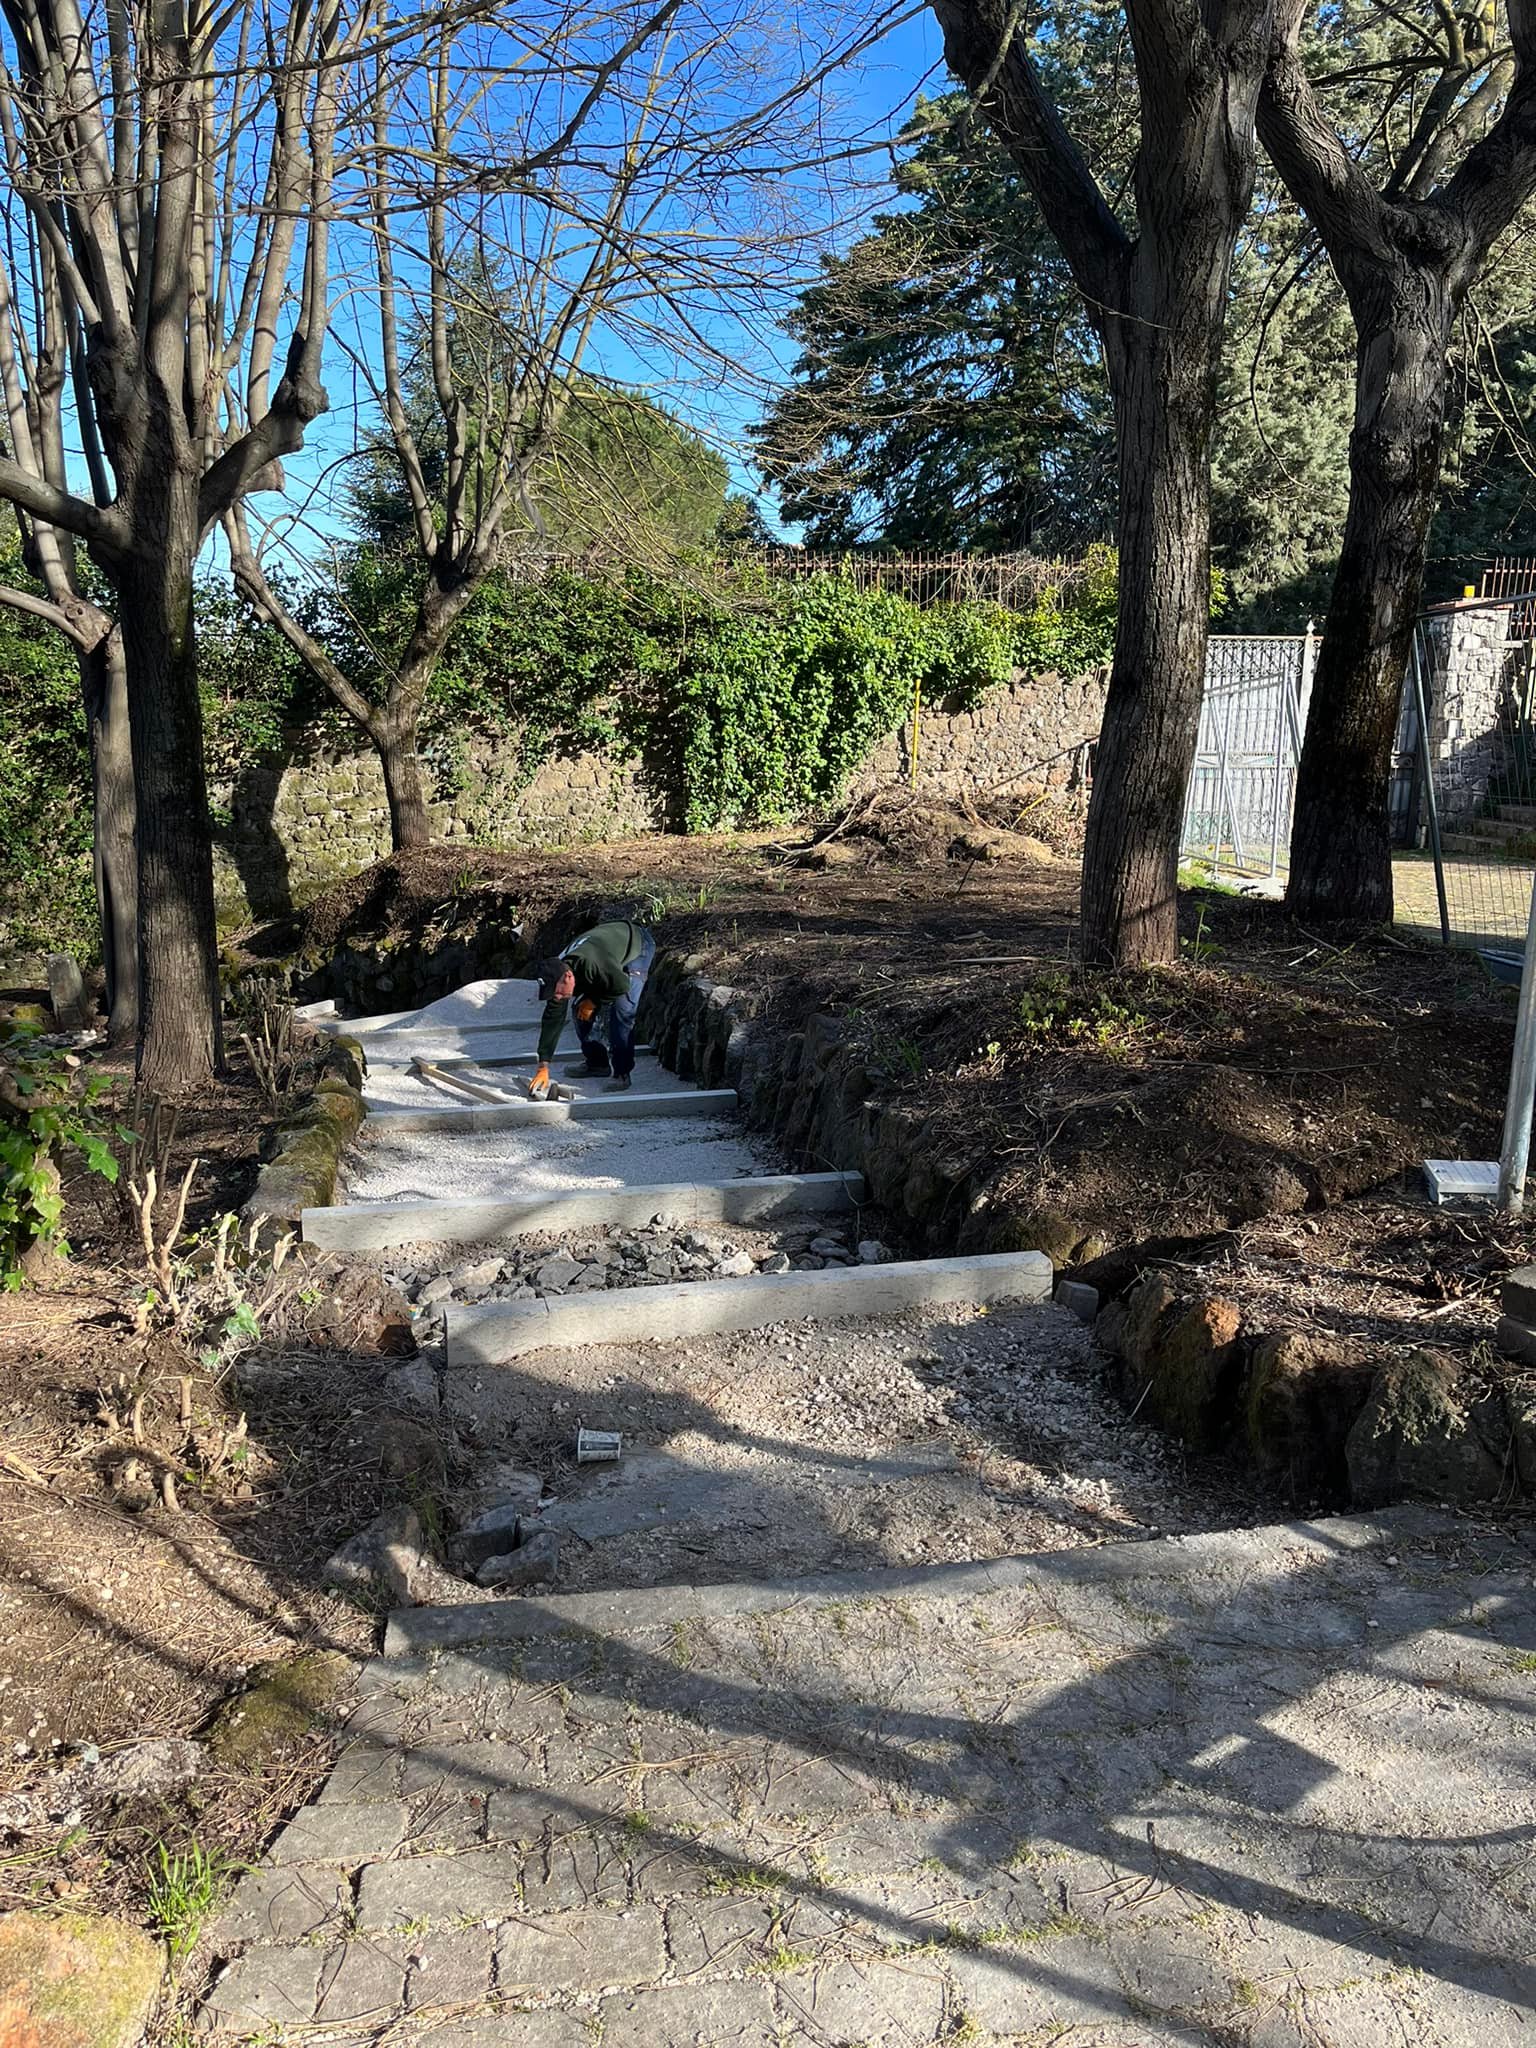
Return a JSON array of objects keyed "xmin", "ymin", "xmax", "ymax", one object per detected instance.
[{"xmin": 147, "ymin": 1839, "xmax": 237, "ymax": 1961}]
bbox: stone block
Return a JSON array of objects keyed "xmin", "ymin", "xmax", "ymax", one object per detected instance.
[
  {"xmin": 1054, "ymin": 1278, "xmax": 1099, "ymax": 1322},
  {"xmin": 266, "ymin": 1801, "xmax": 411, "ymax": 1865},
  {"xmin": 1500, "ymin": 1265, "xmax": 1536, "ymax": 1325},
  {"xmin": 217, "ymin": 1865, "xmax": 352, "ymax": 1944},
  {"xmin": 1347, "ymin": 1351, "xmax": 1512, "ymax": 1506},
  {"xmin": 597, "ymin": 1980, "xmax": 779, "ymax": 2047},
  {"xmin": 314, "ymin": 1940, "xmax": 409, "ymax": 2024},
  {"xmin": 355, "ymin": 1848, "xmax": 525, "ymax": 1930},
  {"xmin": 201, "ymin": 1943, "xmax": 324, "ymax": 2028},
  {"xmin": 404, "ymin": 1928, "xmax": 496, "ymax": 2010},
  {"xmin": 495, "ymin": 1907, "xmax": 664, "ymax": 1992}
]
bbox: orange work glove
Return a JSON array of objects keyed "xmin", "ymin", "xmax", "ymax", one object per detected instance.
[
  {"xmin": 575, "ymin": 998, "xmax": 596, "ymax": 1024},
  {"xmin": 528, "ymin": 1064, "xmax": 550, "ymax": 1099}
]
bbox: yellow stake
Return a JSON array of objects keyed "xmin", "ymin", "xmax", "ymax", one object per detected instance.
[{"xmin": 909, "ymin": 675, "xmax": 922, "ymax": 789}]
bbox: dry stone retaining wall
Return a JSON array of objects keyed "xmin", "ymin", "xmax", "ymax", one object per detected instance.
[
  {"xmin": 213, "ymin": 742, "xmax": 662, "ymax": 926},
  {"xmin": 211, "ymin": 665, "xmax": 1105, "ymax": 927},
  {"xmin": 637, "ymin": 949, "xmax": 1530, "ymax": 1513}
]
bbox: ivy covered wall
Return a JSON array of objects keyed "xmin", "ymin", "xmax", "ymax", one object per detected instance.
[{"xmin": 1, "ymin": 554, "xmax": 1117, "ymax": 956}]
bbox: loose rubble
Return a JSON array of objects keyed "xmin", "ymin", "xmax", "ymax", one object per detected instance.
[{"xmin": 377, "ymin": 1211, "xmax": 879, "ymax": 1343}]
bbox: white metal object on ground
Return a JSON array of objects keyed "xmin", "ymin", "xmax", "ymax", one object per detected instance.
[
  {"xmin": 576, "ymin": 1429, "xmax": 622, "ymax": 1463},
  {"xmin": 1423, "ymin": 1159, "xmax": 1499, "ymax": 1205}
]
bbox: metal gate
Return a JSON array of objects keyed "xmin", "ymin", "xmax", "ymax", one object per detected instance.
[{"xmin": 1180, "ymin": 632, "xmax": 1316, "ymax": 878}]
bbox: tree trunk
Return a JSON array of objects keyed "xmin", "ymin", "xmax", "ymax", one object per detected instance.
[
  {"xmin": 377, "ymin": 714, "xmax": 433, "ymax": 849},
  {"xmin": 119, "ymin": 549, "xmax": 223, "ymax": 1092},
  {"xmin": 81, "ymin": 625, "xmax": 139, "ymax": 1046},
  {"xmin": 1284, "ymin": 267, "xmax": 1453, "ymax": 922},
  {"xmin": 1080, "ymin": 230, "xmax": 1234, "ymax": 966}
]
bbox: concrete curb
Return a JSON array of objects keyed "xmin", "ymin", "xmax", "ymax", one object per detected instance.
[
  {"xmin": 444, "ymin": 1248, "xmax": 1053, "ymax": 1365},
  {"xmin": 364, "ymin": 1088, "xmax": 738, "ymax": 1134},
  {"xmin": 380, "ymin": 1505, "xmax": 1458, "ymax": 1656},
  {"xmin": 300, "ymin": 1170, "xmax": 866, "ymax": 1251}
]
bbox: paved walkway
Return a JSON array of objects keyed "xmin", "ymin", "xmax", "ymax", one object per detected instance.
[
  {"xmin": 207, "ymin": 980, "xmax": 1536, "ymax": 2044},
  {"xmin": 203, "ymin": 1509, "xmax": 1535, "ymax": 2045}
]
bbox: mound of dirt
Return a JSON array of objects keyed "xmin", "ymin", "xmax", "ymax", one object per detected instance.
[
  {"xmin": 227, "ymin": 847, "xmax": 564, "ymax": 1014},
  {"xmin": 794, "ymin": 786, "xmax": 1068, "ymax": 871}
]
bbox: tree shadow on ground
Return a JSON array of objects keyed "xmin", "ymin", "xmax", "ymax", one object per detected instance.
[{"xmin": 189, "ymin": 1302, "xmax": 1536, "ymax": 2045}]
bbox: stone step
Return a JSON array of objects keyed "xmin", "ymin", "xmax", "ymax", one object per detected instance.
[
  {"xmin": 1439, "ymin": 830, "xmax": 1532, "ymax": 859},
  {"xmin": 1496, "ymin": 803, "xmax": 1536, "ymax": 827},
  {"xmin": 444, "ymin": 1248, "xmax": 1053, "ymax": 1365},
  {"xmin": 364, "ymin": 1087, "xmax": 737, "ymax": 1134},
  {"xmin": 301, "ymin": 1170, "xmax": 865, "ymax": 1251},
  {"xmin": 382, "ymin": 1506, "xmax": 1443, "ymax": 1658},
  {"xmin": 315, "ymin": 985, "xmax": 545, "ymax": 1039},
  {"xmin": 363, "ymin": 1038, "xmax": 654, "ymax": 1070}
]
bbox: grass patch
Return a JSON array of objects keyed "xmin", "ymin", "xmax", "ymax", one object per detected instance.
[{"xmin": 147, "ymin": 1840, "xmax": 239, "ymax": 1961}]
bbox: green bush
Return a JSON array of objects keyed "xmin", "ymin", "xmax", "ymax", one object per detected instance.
[
  {"xmin": 0, "ymin": 1030, "xmax": 121, "ymax": 1284},
  {"xmin": 0, "ymin": 579, "xmax": 96, "ymax": 961},
  {"xmin": 0, "ymin": 548, "xmax": 1120, "ymax": 956}
]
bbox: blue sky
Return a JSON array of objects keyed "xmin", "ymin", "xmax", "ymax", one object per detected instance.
[{"xmin": 246, "ymin": 4, "xmax": 953, "ymax": 569}]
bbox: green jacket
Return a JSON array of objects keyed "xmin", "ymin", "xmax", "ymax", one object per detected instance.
[{"xmin": 537, "ymin": 921, "xmax": 645, "ymax": 1061}]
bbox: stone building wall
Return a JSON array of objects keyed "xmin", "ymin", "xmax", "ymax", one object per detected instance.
[{"xmin": 211, "ymin": 663, "xmax": 1108, "ymax": 926}]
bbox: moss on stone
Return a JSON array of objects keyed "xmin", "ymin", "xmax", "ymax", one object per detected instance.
[
  {"xmin": 205, "ymin": 1648, "xmax": 352, "ymax": 1770},
  {"xmin": 0, "ymin": 1911, "xmax": 162, "ymax": 2048}
]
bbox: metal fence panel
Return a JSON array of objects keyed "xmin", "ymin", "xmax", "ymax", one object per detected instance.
[{"xmin": 1181, "ymin": 635, "xmax": 1312, "ymax": 878}]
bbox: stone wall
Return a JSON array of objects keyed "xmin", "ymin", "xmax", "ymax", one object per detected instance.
[
  {"xmin": 211, "ymin": 741, "xmax": 665, "ymax": 925},
  {"xmin": 852, "ymin": 666, "xmax": 1106, "ymax": 800},
  {"xmin": 1420, "ymin": 605, "xmax": 1516, "ymax": 826},
  {"xmin": 212, "ymin": 664, "xmax": 1106, "ymax": 927}
]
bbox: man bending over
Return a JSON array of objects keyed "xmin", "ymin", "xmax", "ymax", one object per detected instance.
[{"xmin": 529, "ymin": 919, "xmax": 656, "ymax": 1097}]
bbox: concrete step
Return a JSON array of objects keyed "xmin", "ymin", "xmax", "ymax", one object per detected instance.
[
  {"xmin": 381, "ymin": 1505, "xmax": 1447, "ymax": 1657},
  {"xmin": 364, "ymin": 1039, "xmax": 653, "ymax": 1070},
  {"xmin": 445, "ymin": 1249, "xmax": 1053, "ymax": 1365},
  {"xmin": 1496, "ymin": 803, "xmax": 1536, "ymax": 827},
  {"xmin": 301, "ymin": 1170, "xmax": 865, "ymax": 1251},
  {"xmin": 1462, "ymin": 816, "xmax": 1533, "ymax": 843},
  {"xmin": 315, "ymin": 982, "xmax": 545, "ymax": 1039},
  {"xmin": 364, "ymin": 1088, "xmax": 737, "ymax": 1134},
  {"xmin": 1439, "ymin": 830, "xmax": 1533, "ymax": 859}
]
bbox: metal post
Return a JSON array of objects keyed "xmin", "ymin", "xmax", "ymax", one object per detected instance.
[
  {"xmin": 1211, "ymin": 690, "xmax": 1247, "ymax": 873},
  {"xmin": 1268, "ymin": 661, "xmax": 1289, "ymax": 879},
  {"xmin": 1499, "ymin": 869, "xmax": 1536, "ymax": 1212},
  {"xmin": 1410, "ymin": 621, "xmax": 1452, "ymax": 945}
]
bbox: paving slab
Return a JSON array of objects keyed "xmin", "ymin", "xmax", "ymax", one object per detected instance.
[
  {"xmin": 365, "ymin": 1085, "xmax": 737, "ymax": 1134},
  {"xmin": 202, "ymin": 1510, "xmax": 1535, "ymax": 2044},
  {"xmin": 361, "ymin": 1047, "xmax": 683, "ymax": 1114},
  {"xmin": 303, "ymin": 1168, "xmax": 863, "ymax": 1250},
  {"xmin": 445, "ymin": 1250, "xmax": 1054, "ymax": 1363},
  {"xmin": 319, "ymin": 977, "xmax": 546, "ymax": 1037}
]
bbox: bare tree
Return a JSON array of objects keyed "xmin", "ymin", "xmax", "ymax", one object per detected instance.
[
  {"xmin": 227, "ymin": 0, "xmax": 890, "ymax": 849},
  {"xmin": 1262, "ymin": 0, "xmax": 1536, "ymax": 920},
  {"xmin": 0, "ymin": 0, "xmax": 372, "ymax": 1087},
  {"xmin": 931, "ymin": 0, "xmax": 1275, "ymax": 966}
]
